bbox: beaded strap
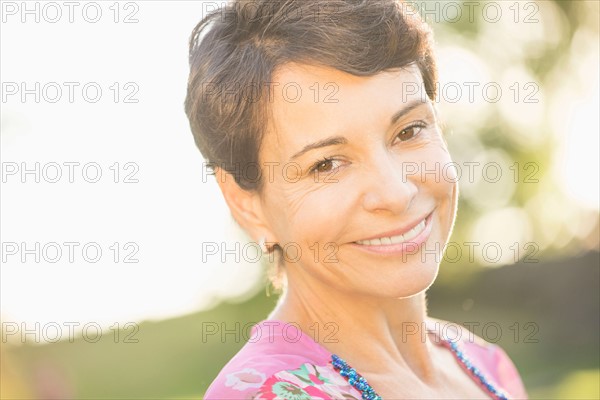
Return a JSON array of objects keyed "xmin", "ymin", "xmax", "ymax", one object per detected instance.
[
  {"xmin": 331, "ymin": 354, "xmax": 382, "ymax": 400},
  {"xmin": 445, "ymin": 340, "xmax": 509, "ymax": 400},
  {"xmin": 331, "ymin": 338, "xmax": 509, "ymax": 400}
]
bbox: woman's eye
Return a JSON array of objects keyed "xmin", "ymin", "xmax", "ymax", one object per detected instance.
[
  {"xmin": 396, "ymin": 123, "xmax": 425, "ymax": 142},
  {"xmin": 310, "ymin": 158, "xmax": 338, "ymax": 174}
]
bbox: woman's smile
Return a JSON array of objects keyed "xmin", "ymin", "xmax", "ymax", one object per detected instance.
[{"xmin": 350, "ymin": 209, "xmax": 435, "ymax": 256}]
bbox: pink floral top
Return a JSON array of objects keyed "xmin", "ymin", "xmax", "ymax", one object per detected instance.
[{"xmin": 204, "ymin": 319, "xmax": 528, "ymax": 399}]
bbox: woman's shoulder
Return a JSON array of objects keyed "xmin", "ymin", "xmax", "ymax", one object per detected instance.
[
  {"xmin": 203, "ymin": 320, "xmax": 362, "ymax": 400},
  {"xmin": 426, "ymin": 317, "xmax": 529, "ymax": 399}
]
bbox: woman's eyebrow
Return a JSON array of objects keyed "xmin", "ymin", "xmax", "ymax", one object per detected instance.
[
  {"xmin": 290, "ymin": 136, "xmax": 348, "ymax": 161},
  {"xmin": 390, "ymin": 99, "xmax": 430, "ymax": 125}
]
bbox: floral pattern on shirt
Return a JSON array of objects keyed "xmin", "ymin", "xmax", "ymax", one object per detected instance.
[{"xmin": 250, "ymin": 362, "xmax": 361, "ymax": 400}]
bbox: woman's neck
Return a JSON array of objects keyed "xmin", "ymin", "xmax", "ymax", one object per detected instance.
[{"xmin": 268, "ymin": 275, "xmax": 440, "ymax": 384}]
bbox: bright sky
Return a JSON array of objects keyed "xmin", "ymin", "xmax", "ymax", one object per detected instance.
[{"xmin": 1, "ymin": 1, "xmax": 266, "ymax": 341}]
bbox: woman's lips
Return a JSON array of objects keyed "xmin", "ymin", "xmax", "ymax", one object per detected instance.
[{"xmin": 350, "ymin": 211, "xmax": 434, "ymax": 255}]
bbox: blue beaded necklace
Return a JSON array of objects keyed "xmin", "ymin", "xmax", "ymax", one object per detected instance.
[
  {"xmin": 331, "ymin": 354, "xmax": 381, "ymax": 400},
  {"xmin": 331, "ymin": 334, "xmax": 509, "ymax": 400}
]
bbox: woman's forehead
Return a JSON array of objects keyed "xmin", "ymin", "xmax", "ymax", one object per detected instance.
[
  {"xmin": 271, "ymin": 62, "xmax": 424, "ymax": 94},
  {"xmin": 263, "ymin": 63, "xmax": 429, "ymax": 150}
]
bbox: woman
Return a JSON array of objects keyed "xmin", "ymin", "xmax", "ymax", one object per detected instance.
[{"xmin": 185, "ymin": 0, "xmax": 528, "ymax": 399}]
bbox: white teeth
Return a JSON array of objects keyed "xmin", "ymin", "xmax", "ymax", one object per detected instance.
[
  {"xmin": 390, "ymin": 234, "xmax": 405, "ymax": 244},
  {"xmin": 355, "ymin": 219, "xmax": 426, "ymax": 246}
]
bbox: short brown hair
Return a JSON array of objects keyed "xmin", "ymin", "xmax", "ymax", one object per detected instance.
[{"xmin": 184, "ymin": 0, "xmax": 438, "ymax": 192}]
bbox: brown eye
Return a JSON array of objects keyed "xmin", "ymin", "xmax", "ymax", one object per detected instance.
[
  {"xmin": 396, "ymin": 124, "xmax": 425, "ymax": 142},
  {"xmin": 310, "ymin": 158, "xmax": 341, "ymax": 175},
  {"xmin": 314, "ymin": 159, "xmax": 334, "ymax": 173}
]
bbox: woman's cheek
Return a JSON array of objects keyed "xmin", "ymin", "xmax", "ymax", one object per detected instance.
[{"xmin": 280, "ymin": 188, "xmax": 334, "ymax": 236}]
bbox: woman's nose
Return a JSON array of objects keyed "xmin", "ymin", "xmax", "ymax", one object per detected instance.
[{"xmin": 360, "ymin": 154, "xmax": 418, "ymax": 214}]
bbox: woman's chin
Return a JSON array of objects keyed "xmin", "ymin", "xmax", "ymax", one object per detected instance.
[{"xmin": 346, "ymin": 265, "xmax": 440, "ymax": 299}]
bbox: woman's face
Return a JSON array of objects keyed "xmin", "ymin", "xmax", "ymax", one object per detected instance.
[{"xmin": 256, "ymin": 63, "xmax": 458, "ymax": 298}]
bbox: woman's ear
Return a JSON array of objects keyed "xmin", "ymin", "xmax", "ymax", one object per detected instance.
[{"xmin": 213, "ymin": 166, "xmax": 275, "ymax": 243}]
